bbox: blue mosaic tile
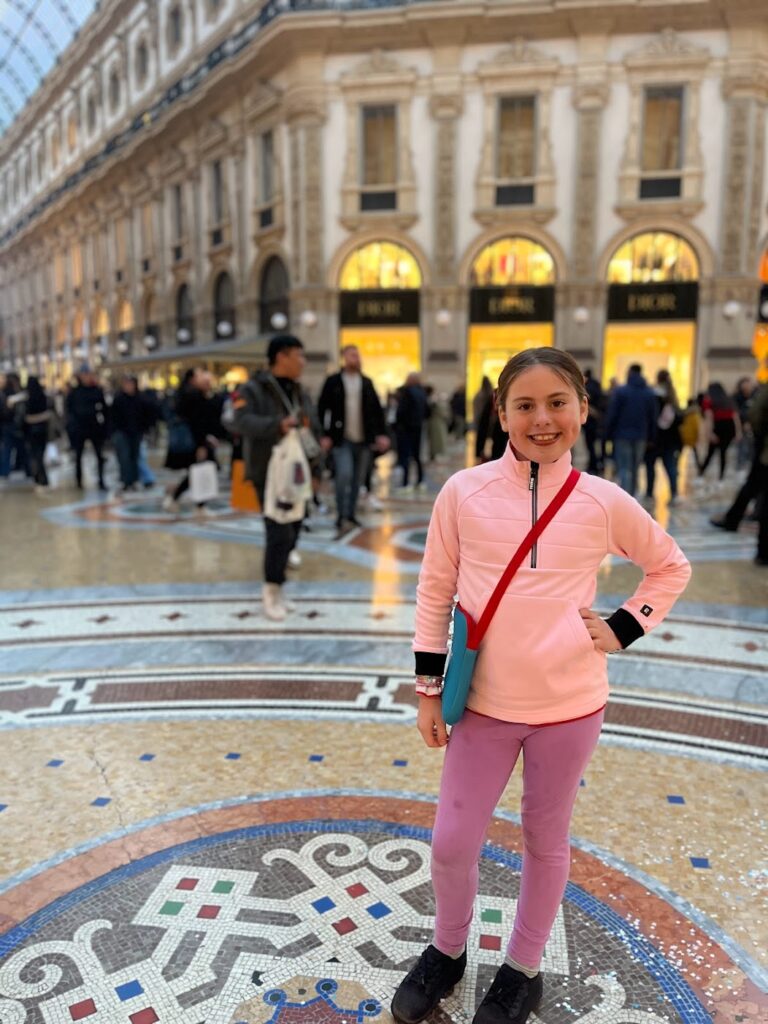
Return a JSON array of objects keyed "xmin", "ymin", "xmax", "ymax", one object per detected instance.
[
  {"xmin": 309, "ymin": 754, "xmax": 324, "ymax": 762},
  {"xmin": 690, "ymin": 857, "xmax": 710, "ymax": 869},
  {"xmin": 392, "ymin": 760, "xmax": 408, "ymax": 767},
  {"xmin": 139, "ymin": 754, "xmax": 155, "ymax": 762},
  {"xmin": 667, "ymin": 795, "xmax": 685, "ymax": 805},
  {"xmin": 225, "ymin": 753, "xmax": 241, "ymax": 760},
  {"xmin": 0, "ymin": 804, "xmax": 6, "ymax": 813},
  {"xmin": 366, "ymin": 902, "xmax": 391, "ymax": 919},
  {"xmin": 311, "ymin": 897, "xmax": 335, "ymax": 914},
  {"xmin": 46, "ymin": 759, "xmax": 64, "ymax": 768},
  {"xmin": 115, "ymin": 980, "xmax": 144, "ymax": 1001},
  {"xmin": 91, "ymin": 797, "xmax": 111, "ymax": 807}
]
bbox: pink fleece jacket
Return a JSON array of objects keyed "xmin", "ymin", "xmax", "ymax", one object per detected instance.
[{"xmin": 413, "ymin": 445, "xmax": 691, "ymax": 725}]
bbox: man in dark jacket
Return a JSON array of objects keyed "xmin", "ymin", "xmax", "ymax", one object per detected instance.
[
  {"xmin": 232, "ymin": 335, "xmax": 320, "ymax": 621},
  {"xmin": 65, "ymin": 364, "xmax": 108, "ymax": 490},
  {"xmin": 604, "ymin": 364, "xmax": 657, "ymax": 496},
  {"xmin": 317, "ymin": 345, "xmax": 389, "ymax": 538}
]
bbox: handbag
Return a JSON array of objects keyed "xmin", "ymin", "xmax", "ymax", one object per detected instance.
[
  {"xmin": 264, "ymin": 428, "xmax": 313, "ymax": 524},
  {"xmin": 189, "ymin": 460, "xmax": 219, "ymax": 504},
  {"xmin": 167, "ymin": 417, "xmax": 195, "ymax": 457},
  {"xmin": 441, "ymin": 468, "xmax": 581, "ymax": 725}
]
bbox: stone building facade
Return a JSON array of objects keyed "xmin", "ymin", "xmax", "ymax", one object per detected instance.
[{"xmin": 0, "ymin": 0, "xmax": 766, "ymax": 400}]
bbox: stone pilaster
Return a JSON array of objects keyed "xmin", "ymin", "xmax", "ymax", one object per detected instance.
[{"xmin": 430, "ymin": 94, "xmax": 463, "ymax": 285}]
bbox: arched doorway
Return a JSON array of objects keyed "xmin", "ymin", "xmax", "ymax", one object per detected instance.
[
  {"xmin": 259, "ymin": 256, "xmax": 290, "ymax": 333},
  {"xmin": 338, "ymin": 240, "xmax": 422, "ymax": 399},
  {"xmin": 176, "ymin": 284, "xmax": 194, "ymax": 345},
  {"xmin": 754, "ymin": 248, "xmax": 768, "ymax": 383},
  {"xmin": 214, "ymin": 271, "xmax": 236, "ymax": 339},
  {"xmin": 603, "ymin": 231, "xmax": 699, "ymax": 401},
  {"xmin": 467, "ymin": 237, "xmax": 556, "ymax": 409}
]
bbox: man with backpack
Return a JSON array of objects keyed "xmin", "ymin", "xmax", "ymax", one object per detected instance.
[{"xmin": 232, "ymin": 335, "xmax": 321, "ymax": 620}]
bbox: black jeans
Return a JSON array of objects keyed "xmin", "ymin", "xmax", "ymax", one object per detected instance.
[
  {"xmin": 699, "ymin": 419, "xmax": 737, "ymax": 479},
  {"xmin": 27, "ymin": 433, "xmax": 48, "ymax": 486},
  {"xmin": 113, "ymin": 431, "xmax": 141, "ymax": 488},
  {"xmin": 263, "ymin": 517, "xmax": 301, "ymax": 584},
  {"xmin": 723, "ymin": 456, "xmax": 768, "ymax": 530},
  {"xmin": 73, "ymin": 436, "xmax": 105, "ymax": 488}
]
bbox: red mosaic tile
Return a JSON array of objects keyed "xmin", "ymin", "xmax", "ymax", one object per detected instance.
[
  {"xmin": 69, "ymin": 1000, "xmax": 97, "ymax": 1021},
  {"xmin": 176, "ymin": 877, "xmax": 198, "ymax": 890},
  {"xmin": 479, "ymin": 934, "xmax": 502, "ymax": 951},
  {"xmin": 197, "ymin": 904, "xmax": 220, "ymax": 919},
  {"xmin": 346, "ymin": 883, "xmax": 368, "ymax": 898},
  {"xmin": 332, "ymin": 916, "xmax": 357, "ymax": 935},
  {"xmin": 129, "ymin": 1010, "xmax": 159, "ymax": 1024}
]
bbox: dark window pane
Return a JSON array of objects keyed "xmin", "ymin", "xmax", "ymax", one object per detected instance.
[
  {"xmin": 261, "ymin": 131, "xmax": 274, "ymax": 203},
  {"xmin": 260, "ymin": 207, "xmax": 273, "ymax": 229},
  {"xmin": 639, "ymin": 177, "xmax": 682, "ymax": 199},
  {"xmin": 360, "ymin": 190, "xmax": 397, "ymax": 211},
  {"xmin": 496, "ymin": 184, "xmax": 535, "ymax": 206}
]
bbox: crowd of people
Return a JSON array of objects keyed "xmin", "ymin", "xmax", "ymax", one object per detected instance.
[{"xmin": 2, "ymin": 344, "xmax": 766, "ymax": 595}]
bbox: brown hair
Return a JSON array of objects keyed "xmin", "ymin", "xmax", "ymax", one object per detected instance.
[{"xmin": 496, "ymin": 348, "xmax": 587, "ymax": 408}]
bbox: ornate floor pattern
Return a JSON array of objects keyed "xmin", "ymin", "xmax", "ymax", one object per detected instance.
[{"xmin": 0, "ymin": 450, "xmax": 766, "ymax": 1023}]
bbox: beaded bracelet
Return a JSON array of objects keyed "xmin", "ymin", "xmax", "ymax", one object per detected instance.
[{"xmin": 415, "ymin": 674, "xmax": 444, "ymax": 697}]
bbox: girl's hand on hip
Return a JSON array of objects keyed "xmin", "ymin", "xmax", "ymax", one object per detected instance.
[
  {"xmin": 579, "ymin": 608, "xmax": 622, "ymax": 653},
  {"xmin": 417, "ymin": 697, "xmax": 449, "ymax": 748}
]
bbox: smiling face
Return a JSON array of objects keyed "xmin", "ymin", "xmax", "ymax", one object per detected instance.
[{"xmin": 497, "ymin": 364, "xmax": 588, "ymax": 463}]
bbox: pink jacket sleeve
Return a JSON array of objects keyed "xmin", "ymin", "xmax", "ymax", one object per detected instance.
[
  {"xmin": 603, "ymin": 487, "xmax": 692, "ymax": 638},
  {"xmin": 412, "ymin": 477, "xmax": 461, "ymax": 654}
]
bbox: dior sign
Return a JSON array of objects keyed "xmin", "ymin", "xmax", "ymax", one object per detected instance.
[
  {"xmin": 340, "ymin": 290, "xmax": 420, "ymax": 326},
  {"xmin": 470, "ymin": 286, "xmax": 555, "ymax": 324},
  {"xmin": 607, "ymin": 283, "xmax": 699, "ymax": 322}
]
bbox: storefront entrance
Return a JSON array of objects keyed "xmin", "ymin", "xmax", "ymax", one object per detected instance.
[
  {"xmin": 338, "ymin": 241, "xmax": 422, "ymax": 400},
  {"xmin": 603, "ymin": 232, "xmax": 699, "ymax": 401},
  {"xmin": 467, "ymin": 238, "xmax": 555, "ymax": 403}
]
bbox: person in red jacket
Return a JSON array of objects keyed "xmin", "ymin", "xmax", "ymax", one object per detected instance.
[{"xmin": 392, "ymin": 349, "xmax": 691, "ymax": 1024}]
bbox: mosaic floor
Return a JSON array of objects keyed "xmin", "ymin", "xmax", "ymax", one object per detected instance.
[{"xmin": 0, "ymin": 444, "xmax": 766, "ymax": 1024}]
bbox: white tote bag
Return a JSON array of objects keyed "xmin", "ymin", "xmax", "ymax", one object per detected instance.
[
  {"xmin": 264, "ymin": 429, "xmax": 313, "ymax": 523},
  {"xmin": 189, "ymin": 460, "xmax": 220, "ymax": 504}
]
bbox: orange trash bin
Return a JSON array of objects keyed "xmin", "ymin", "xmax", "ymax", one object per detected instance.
[{"xmin": 230, "ymin": 459, "xmax": 260, "ymax": 512}]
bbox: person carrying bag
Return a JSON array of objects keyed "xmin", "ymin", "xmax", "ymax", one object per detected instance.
[{"xmin": 391, "ymin": 349, "xmax": 691, "ymax": 1024}]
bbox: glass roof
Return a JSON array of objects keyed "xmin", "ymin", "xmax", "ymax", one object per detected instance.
[{"xmin": 0, "ymin": 0, "xmax": 99, "ymax": 134}]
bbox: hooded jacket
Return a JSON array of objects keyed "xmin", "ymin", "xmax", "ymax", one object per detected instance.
[
  {"xmin": 605, "ymin": 371, "xmax": 657, "ymax": 443},
  {"xmin": 413, "ymin": 444, "xmax": 691, "ymax": 725}
]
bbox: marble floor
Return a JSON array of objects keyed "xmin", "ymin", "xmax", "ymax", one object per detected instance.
[{"xmin": 0, "ymin": 442, "xmax": 766, "ymax": 1024}]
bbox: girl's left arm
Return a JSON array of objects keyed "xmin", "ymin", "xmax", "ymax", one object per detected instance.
[{"xmin": 602, "ymin": 488, "xmax": 692, "ymax": 650}]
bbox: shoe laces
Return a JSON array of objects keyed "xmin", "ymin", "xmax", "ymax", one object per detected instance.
[{"xmin": 410, "ymin": 946, "xmax": 450, "ymax": 990}]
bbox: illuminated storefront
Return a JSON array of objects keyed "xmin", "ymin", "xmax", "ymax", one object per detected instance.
[
  {"xmin": 754, "ymin": 248, "xmax": 768, "ymax": 383},
  {"xmin": 603, "ymin": 232, "xmax": 698, "ymax": 401},
  {"xmin": 338, "ymin": 241, "xmax": 422, "ymax": 400},
  {"xmin": 467, "ymin": 237, "xmax": 555, "ymax": 404}
]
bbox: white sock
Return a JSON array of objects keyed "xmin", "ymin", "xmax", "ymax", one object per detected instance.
[{"xmin": 504, "ymin": 956, "xmax": 539, "ymax": 979}]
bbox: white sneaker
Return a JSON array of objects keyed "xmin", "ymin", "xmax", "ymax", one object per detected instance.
[
  {"xmin": 161, "ymin": 496, "xmax": 179, "ymax": 513},
  {"xmin": 287, "ymin": 550, "xmax": 302, "ymax": 569},
  {"xmin": 262, "ymin": 583, "xmax": 287, "ymax": 621}
]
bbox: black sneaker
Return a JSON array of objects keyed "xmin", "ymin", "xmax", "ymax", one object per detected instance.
[
  {"xmin": 709, "ymin": 517, "xmax": 738, "ymax": 531},
  {"xmin": 391, "ymin": 945, "xmax": 466, "ymax": 1024},
  {"xmin": 473, "ymin": 964, "xmax": 543, "ymax": 1024}
]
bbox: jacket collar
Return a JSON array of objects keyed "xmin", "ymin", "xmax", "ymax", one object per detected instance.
[{"xmin": 498, "ymin": 440, "xmax": 573, "ymax": 488}]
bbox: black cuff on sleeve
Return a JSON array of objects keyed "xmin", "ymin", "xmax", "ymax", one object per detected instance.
[
  {"xmin": 414, "ymin": 651, "xmax": 448, "ymax": 676},
  {"xmin": 605, "ymin": 608, "xmax": 645, "ymax": 649}
]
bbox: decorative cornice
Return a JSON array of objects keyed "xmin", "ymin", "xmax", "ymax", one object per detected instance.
[{"xmin": 624, "ymin": 28, "xmax": 711, "ymax": 73}]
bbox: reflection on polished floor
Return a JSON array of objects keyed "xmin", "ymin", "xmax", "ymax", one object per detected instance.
[{"xmin": 0, "ymin": 441, "xmax": 766, "ymax": 1024}]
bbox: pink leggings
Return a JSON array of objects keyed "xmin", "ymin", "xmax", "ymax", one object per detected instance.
[{"xmin": 431, "ymin": 707, "xmax": 604, "ymax": 969}]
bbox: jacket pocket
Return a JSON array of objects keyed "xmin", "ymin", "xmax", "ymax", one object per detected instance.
[{"xmin": 474, "ymin": 594, "xmax": 599, "ymax": 705}]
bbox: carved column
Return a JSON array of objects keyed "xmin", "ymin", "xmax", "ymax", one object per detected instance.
[
  {"xmin": 286, "ymin": 101, "xmax": 325, "ymax": 291},
  {"xmin": 571, "ymin": 82, "xmax": 608, "ymax": 281},
  {"xmin": 430, "ymin": 94, "xmax": 463, "ymax": 285}
]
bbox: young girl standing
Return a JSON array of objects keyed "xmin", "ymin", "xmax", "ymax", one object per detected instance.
[{"xmin": 391, "ymin": 349, "xmax": 691, "ymax": 1024}]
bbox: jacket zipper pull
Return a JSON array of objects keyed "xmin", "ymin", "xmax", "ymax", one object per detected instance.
[{"xmin": 529, "ymin": 463, "xmax": 538, "ymax": 490}]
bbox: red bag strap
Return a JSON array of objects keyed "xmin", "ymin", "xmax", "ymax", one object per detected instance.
[{"xmin": 471, "ymin": 468, "xmax": 580, "ymax": 647}]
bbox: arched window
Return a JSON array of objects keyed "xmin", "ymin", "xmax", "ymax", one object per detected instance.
[
  {"xmin": 214, "ymin": 271, "xmax": 236, "ymax": 339},
  {"xmin": 607, "ymin": 232, "xmax": 699, "ymax": 285},
  {"xmin": 136, "ymin": 40, "xmax": 149, "ymax": 86},
  {"xmin": 259, "ymin": 256, "xmax": 290, "ymax": 333},
  {"xmin": 470, "ymin": 237, "xmax": 555, "ymax": 287},
  {"xmin": 176, "ymin": 284, "xmax": 194, "ymax": 344},
  {"xmin": 87, "ymin": 93, "xmax": 97, "ymax": 133},
  {"xmin": 67, "ymin": 114, "xmax": 78, "ymax": 152},
  {"xmin": 339, "ymin": 241, "xmax": 421, "ymax": 290},
  {"xmin": 109, "ymin": 69, "xmax": 121, "ymax": 113},
  {"xmin": 168, "ymin": 4, "xmax": 183, "ymax": 50}
]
